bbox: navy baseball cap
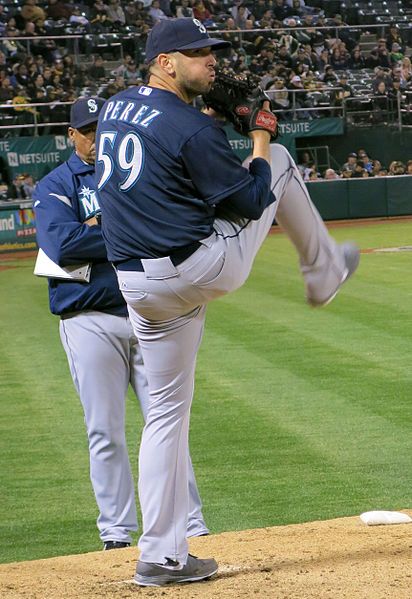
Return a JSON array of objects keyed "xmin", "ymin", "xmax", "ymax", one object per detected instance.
[
  {"xmin": 145, "ymin": 18, "xmax": 231, "ymax": 63},
  {"xmin": 70, "ymin": 97, "xmax": 106, "ymax": 129}
]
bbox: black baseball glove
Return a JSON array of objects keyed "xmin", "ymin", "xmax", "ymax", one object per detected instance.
[{"xmin": 202, "ymin": 69, "xmax": 278, "ymax": 140}]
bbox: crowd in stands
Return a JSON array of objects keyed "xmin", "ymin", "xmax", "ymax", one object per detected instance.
[
  {"xmin": 1, "ymin": 0, "xmax": 412, "ymax": 194},
  {"xmin": 298, "ymin": 149, "xmax": 412, "ymax": 181},
  {"xmin": 0, "ymin": 0, "xmax": 412, "ymax": 129}
]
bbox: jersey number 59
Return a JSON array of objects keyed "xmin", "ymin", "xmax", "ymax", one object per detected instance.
[{"xmin": 97, "ymin": 132, "xmax": 144, "ymax": 191}]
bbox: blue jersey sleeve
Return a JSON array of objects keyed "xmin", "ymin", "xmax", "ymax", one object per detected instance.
[
  {"xmin": 180, "ymin": 124, "xmax": 272, "ymax": 219},
  {"xmin": 33, "ymin": 169, "xmax": 108, "ymax": 266},
  {"xmin": 218, "ymin": 158, "xmax": 275, "ymax": 220}
]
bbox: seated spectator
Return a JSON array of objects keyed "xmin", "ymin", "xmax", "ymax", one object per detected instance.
[
  {"xmin": 348, "ymin": 47, "xmax": 365, "ymax": 70},
  {"xmin": 149, "ymin": 0, "xmax": 168, "ymax": 24},
  {"xmin": 371, "ymin": 81, "xmax": 389, "ymax": 123},
  {"xmin": 366, "ymin": 50, "xmax": 380, "ymax": 71},
  {"xmin": 321, "ymin": 65, "xmax": 338, "ymax": 85},
  {"xmin": 100, "ymin": 77, "xmax": 125, "ymax": 99},
  {"xmin": 159, "ymin": 0, "xmax": 173, "ymax": 17},
  {"xmin": 91, "ymin": 0, "xmax": 109, "ymax": 18},
  {"xmin": 254, "ymin": 0, "xmax": 270, "ymax": 23},
  {"xmin": 0, "ymin": 5, "xmax": 8, "ymax": 29},
  {"xmin": 340, "ymin": 169, "xmax": 353, "ymax": 179},
  {"xmin": 323, "ymin": 168, "xmax": 339, "ymax": 180},
  {"xmin": 406, "ymin": 160, "xmax": 412, "ymax": 175},
  {"xmin": 276, "ymin": 45, "xmax": 293, "ymax": 70},
  {"xmin": 333, "ymin": 73, "xmax": 351, "ymax": 106},
  {"xmin": 272, "ymin": 0, "xmax": 293, "ymax": 22},
  {"xmin": 27, "ymin": 73, "xmax": 47, "ymax": 99},
  {"xmin": 88, "ymin": 54, "xmax": 106, "ymax": 81},
  {"xmin": 370, "ymin": 160, "xmax": 383, "ymax": 177},
  {"xmin": 288, "ymin": 0, "xmax": 305, "ymax": 18},
  {"xmin": 21, "ymin": 0, "xmax": 46, "ymax": 27},
  {"xmin": 278, "ymin": 30, "xmax": 299, "ymax": 57},
  {"xmin": 400, "ymin": 57, "xmax": 412, "ymax": 86},
  {"xmin": 124, "ymin": 2, "xmax": 138, "ymax": 26},
  {"xmin": 122, "ymin": 59, "xmax": 142, "ymax": 85},
  {"xmin": 358, "ymin": 152, "xmax": 373, "ymax": 174},
  {"xmin": 386, "ymin": 25, "xmax": 405, "ymax": 55},
  {"xmin": 341, "ymin": 152, "xmax": 358, "ymax": 172},
  {"xmin": 230, "ymin": 1, "xmax": 250, "ymax": 21},
  {"xmin": 1, "ymin": 27, "xmax": 26, "ymax": 59},
  {"xmin": 69, "ymin": 6, "xmax": 91, "ymax": 32},
  {"xmin": 10, "ymin": 63, "xmax": 31, "ymax": 89},
  {"xmin": 308, "ymin": 170, "xmax": 321, "ymax": 181},
  {"xmin": 303, "ymin": 160, "xmax": 319, "ymax": 181},
  {"xmin": 106, "ymin": 0, "xmax": 126, "ymax": 27},
  {"xmin": 330, "ymin": 46, "xmax": 349, "ymax": 70},
  {"xmin": 315, "ymin": 49, "xmax": 330, "ymax": 74},
  {"xmin": 297, "ymin": 150, "xmax": 313, "ymax": 175},
  {"xmin": 293, "ymin": 45, "xmax": 314, "ymax": 71},
  {"xmin": 352, "ymin": 161, "xmax": 369, "ymax": 178},
  {"xmin": 390, "ymin": 43, "xmax": 404, "ymax": 65},
  {"xmin": 241, "ymin": 19, "xmax": 266, "ymax": 56},
  {"xmin": 388, "ymin": 78, "xmax": 402, "ymax": 115},
  {"xmin": 193, "ymin": 1, "xmax": 214, "ymax": 25},
  {"xmin": 176, "ymin": 0, "xmax": 194, "ymax": 18},
  {"xmin": 0, "ymin": 76, "xmax": 14, "ymax": 101},
  {"xmin": 46, "ymin": 0, "xmax": 72, "ymax": 22},
  {"xmin": 234, "ymin": 5, "xmax": 249, "ymax": 29},
  {"xmin": 266, "ymin": 76, "xmax": 290, "ymax": 114},
  {"xmin": 376, "ymin": 45, "xmax": 391, "ymax": 69},
  {"xmin": 388, "ymin": 160, "xmax": 406, "ymax": 176},
  {"xmin": 22, "ymin": 173, "xmax": 36, "ymax": 197},
  {"xmin": 372, "ymin": 67, "xmax": 392, "ymax": 93},
  {"xmin": 90, "ymin": 9, "xmax": 113, "ymax": 32},
  {"xmin": 8, "ymin": 174, "xmax": 30, "ymax": 199}
]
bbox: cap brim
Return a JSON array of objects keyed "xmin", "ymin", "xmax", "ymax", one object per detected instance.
[
  {"xmin": 70, "ymin": 115, "xmax": 99, "ymax": 129},
  {"xmin": 176, "ymin": 38, "xmax": 231, "ymax": 52}
]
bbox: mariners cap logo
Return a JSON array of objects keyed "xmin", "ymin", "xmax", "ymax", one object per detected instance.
[
  {"xmin": 70, "ymin": 97, "xmax": 106, "ymax": 129},
  {"xmin": 192, "ymin": 18, "xmax": 206, "ymax": 34},
  {"xmin": 87, "ymin": 99, "xmax": 98, "ymax": 113}
]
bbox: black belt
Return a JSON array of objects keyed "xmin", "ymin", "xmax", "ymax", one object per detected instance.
[{"xmin": 114, "ymin": 241, "xmax": 201, "ymax": 272}]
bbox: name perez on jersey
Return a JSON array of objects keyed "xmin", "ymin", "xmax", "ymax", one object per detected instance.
[{"xmin": 102, "ymin": 88, "xmax": 162, "ymax": 127}]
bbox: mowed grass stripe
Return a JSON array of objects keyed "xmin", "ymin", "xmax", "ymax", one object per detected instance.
[{"xmin": 1, "ymin": 220, "xmax": 412, "ymax": 562}]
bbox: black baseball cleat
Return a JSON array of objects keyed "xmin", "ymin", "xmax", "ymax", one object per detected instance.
[
  {"xmin": 134, "ymin": 553, "xmax": 218, "ymax": 587},
  {"xmin": 103, "ymin": 540, "xmax": 131, "ymax": 550}
]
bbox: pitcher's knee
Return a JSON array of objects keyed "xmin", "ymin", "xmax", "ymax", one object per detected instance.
[
  {"xmin": 88, "ymin": 428, "xmax": 127, "ymax": 459},
  {"xmin": 270, "ymin": 143, "xmax": 294, "ymax": 167}
]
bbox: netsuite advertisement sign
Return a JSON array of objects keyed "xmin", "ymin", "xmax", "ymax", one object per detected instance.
[
  {"xmin": 226, "ymin": 117, "xmax": 344, "ymax": 161},
  {"xmin": 0, "ymin": 136, "xmax": 72, "ymax": 179}
]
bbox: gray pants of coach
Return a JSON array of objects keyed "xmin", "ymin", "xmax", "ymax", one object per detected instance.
[
  {"xmin": 59, "ymin": 311, "xmax": 209, "ymax": 544},
  {"xmin": 117, "ymin": 145, "xmax": 348, "ymax": 563}
]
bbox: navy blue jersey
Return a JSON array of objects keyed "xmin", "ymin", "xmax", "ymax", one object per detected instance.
[
  {"xmin": 95, "ymin": 85, "xmax": 272, "ymax": 262},
  {"xmin": 33, "ymin": 152, "xmax": 127, "ymax": 316}
]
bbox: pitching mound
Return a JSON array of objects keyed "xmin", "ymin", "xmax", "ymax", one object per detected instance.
[{"xmin": 1, "ymin": 514, "xmax": 411, "ymax": 598}]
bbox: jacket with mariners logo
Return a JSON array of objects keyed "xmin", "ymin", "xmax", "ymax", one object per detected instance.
[{"xmin": 33, "ymin": 152, "xmax": 127, "ymax": 316}]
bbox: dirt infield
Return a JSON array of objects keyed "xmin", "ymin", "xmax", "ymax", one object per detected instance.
[{"xmin": 1, "ymin": 514, "xmax": 411, "ymax": 599}]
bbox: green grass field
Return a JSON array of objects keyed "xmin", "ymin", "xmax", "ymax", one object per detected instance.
[{"xmin": 1, "ymin": 221, "xmax": 411, "ymax": 565}]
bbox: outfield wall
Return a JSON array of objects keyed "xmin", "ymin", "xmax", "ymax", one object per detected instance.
[
  {"xmin": 306, "ymin": 175, "xmax": 412, "ymax": 221},
  {"xmin": 1, "ymin": 177, "xmax": 412, "ymax": 254},
  {"xmin": 0, "ymin": 201, "xmax": 36, "ymax": 254}
]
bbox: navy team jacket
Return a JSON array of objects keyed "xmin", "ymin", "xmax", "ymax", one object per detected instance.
[{"xmin": 33, "ymin": 152, "xmax": 127, "ymax": 317}]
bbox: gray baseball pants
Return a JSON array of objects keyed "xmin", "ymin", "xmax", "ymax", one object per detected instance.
[
  {"xmin": 59, "ymin": 310, "xmax": 209, "ymax": 544},
  {"xmin": 117, "ymin": 144, "xmax": 348, "ymax": 563}
]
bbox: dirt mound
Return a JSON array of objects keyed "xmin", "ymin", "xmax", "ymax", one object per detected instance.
[{"xmin": 1, "ymin": 514, "xmax": 411, "ymax": 598}]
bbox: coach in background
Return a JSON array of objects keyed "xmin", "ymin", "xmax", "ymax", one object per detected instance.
[{"xmin": 33, "ymin": 97, "xmax": 209, "ymax": 550}]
